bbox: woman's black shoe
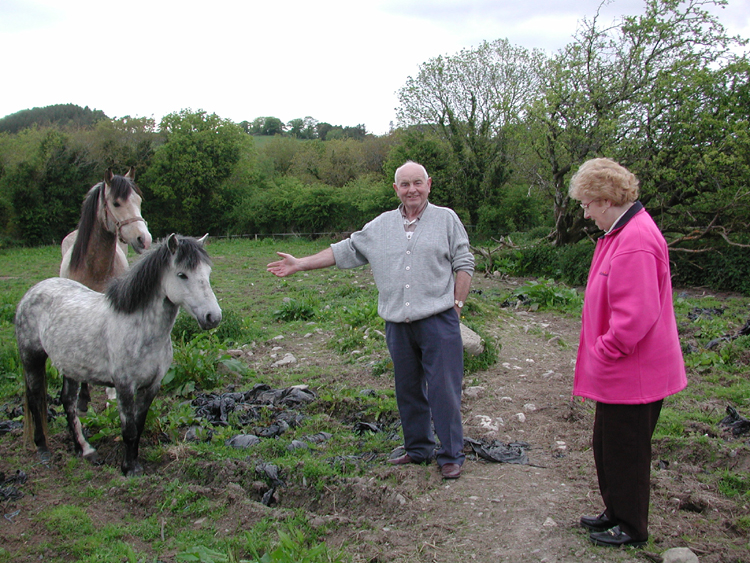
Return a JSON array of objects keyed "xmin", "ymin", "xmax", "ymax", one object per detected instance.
[
  {"xmin": 589, "ymin": 525, "xmax": 647, "ymax": 548},
  {"xmin": 580, "ymin": 511, "xmax": 615, "ymax": 531}
]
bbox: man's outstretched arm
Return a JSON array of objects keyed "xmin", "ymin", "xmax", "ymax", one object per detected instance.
[{"xmin": 267, "ymin": 247, "xmax": 336, "ymax": 277}]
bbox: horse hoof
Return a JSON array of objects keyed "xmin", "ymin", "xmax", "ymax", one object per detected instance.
[
  {"xmin": 83, "ymin": 451, "xmax": 102, "ymax": 466},
  {"xmin": 123, "ymin": 463, "xmax": 144, "ymax": 477}
]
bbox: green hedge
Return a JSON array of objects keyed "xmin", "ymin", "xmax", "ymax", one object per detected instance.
[
  {"xmin": 508, "ymin": 241, "xmax": 594, "ymax": 287},
  {"xmin": 501, "ymin": 239, "xmax": 750, "ymax": 295},
  {"xmin": 670, "ymin": 246, "xmax": 750, "ymax": 295}
]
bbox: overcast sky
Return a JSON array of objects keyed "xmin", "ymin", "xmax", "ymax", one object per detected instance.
[{"xmin": 1, "ymin": 0, "xmax": 748, "ymax": 135}]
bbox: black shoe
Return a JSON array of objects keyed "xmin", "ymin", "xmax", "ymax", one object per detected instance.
[
  {"xmin": 589, "ymin": 525, "xmax": 647, "ymax": 548},
  {"xmin": 580, "ymin": 511, "xmax": 615, "ymax": 531}
]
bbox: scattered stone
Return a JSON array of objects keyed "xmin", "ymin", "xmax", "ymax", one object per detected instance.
[
  {"xmin": 514, "ymin": 413, "xmax": 526, "ymax": 423},
  {"xmin": 662, "ymin": 547, "xmax": 700, "ymax": 563},
  {"xmin": 542, "ymin": 517, "xmax": 557, "ymax": 527},
  {"xmin": 464, "ymin": 386, "xmax": 486, "ymax": 399},
  {"xmin": 460, "ymin": 323, "xmax": 484, "ymax": 356},
  {"xmin": 475, "ymin": 415, "xmax": 501, "ymax": 432},
  {"xmin": 271, "ymin": 353, "xmax": 297, "ymax": 367},
  {"xmin": 523, "ymin": 403, "xmax": 537, "ymax": 412}
]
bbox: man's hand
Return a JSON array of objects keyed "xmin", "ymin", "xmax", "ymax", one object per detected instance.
[{"xmin": 267, "ymin": 252, "xmax": 300, "ymax": 277}]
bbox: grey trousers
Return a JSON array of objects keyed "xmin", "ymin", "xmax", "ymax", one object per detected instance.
[{"xmin": 385, "ymin": 308, "xmax": 465, "ymax": 466}]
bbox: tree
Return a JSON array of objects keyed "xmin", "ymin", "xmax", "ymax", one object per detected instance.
[
  {"xmin": 262, "ymin": 117, "xmax": 284, "ymax": 136},
  {"xmin": 526, "ymin": 0, "xmax": 744, "ymax": 245},
  {"xmin": 1, "ymin": 128, "xmax": 97, "ymax": 244},
  {"xmin": 0, "ymin": 104, "xmax": 108, "ymax": 134},
  {"xmin": 396, "ymin": 39, "xmax": 546, "ymax": 224},
  {"xmin": 142, "ymin": 110, "xmax": 250, "ymax": 236}
]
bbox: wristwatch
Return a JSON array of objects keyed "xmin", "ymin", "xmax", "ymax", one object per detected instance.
[{"xmin": 454, "ymin": 299, "xmax": 464, "ymax": 308}]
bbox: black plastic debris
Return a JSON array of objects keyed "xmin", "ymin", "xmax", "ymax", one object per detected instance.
[
  {"xmin": 256, "ymin": 462, "xmax": 284, "ymax": 487},
  {"xmin": 287, "ymin": 440, "xmax": 310, "ymax": 452},
  {"xmin": 719, "ymin": 406, "xmax": 750, "ymax": 437},
  {"xmin": 225, "ymin": 434, "xmax": 261, "ymax": 448},
  {"xmin": 706, "ymin": 318, "xmax": 750, "ymax": 350},
  {"xmin": 301, "ymin": 432, "xmax": 332, "ymax": 444},
  {"xmin": 464, "ymin": 437, "xmax": 530, "ymax": 465},
  {"xmin": 192, "ymin": 392, "xmax": 248, "ymax": 426},
  {"xmin": 192, "ymin": 385, "xmax": 316, "ymax": 428},
  {"xmin": 254, "ymin": 462, "xmax": 284, "ymax": 507},
  {"xmin": 0, "ymin": 470, "xmax": 27, "ymax": 502},
  {"xmin": 0, "ymin": 420, "xmax": 23, "ymax": 435},
  {"xmin": 253, "ymin": 420, "xmax": 289, "ymax": 438},
  {"xmin": 276, "ymin": 410, "xmax": 305, "ymax": 427},
  {"xmin": 185, "ymin": 426, "xmax": 214, "ymax": 443},
  {"xmin": 244, "ymin": 384, "xmax": 317, "ymax": 407},
  {"xmin": 688, "ymin": 307, "xmax": 725, "ymax": 321},
  {"xmin": 354, "ymin": 421, "xmax": 382, "ymax": 435}
]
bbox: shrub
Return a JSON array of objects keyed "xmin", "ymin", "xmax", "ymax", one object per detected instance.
[
  {"xmin": 505, "ymin": 277, "xmax": 583, "ymax": 312},
  {"xmin": 508, "ymin": 241, "xmax": 594, "ymax": 286},
  {"xmin": 671, "ymin": 244, "xmax": 750, "ymax": 295},
  {"xmin": 272, "ymin": 298, "xmax": 317, "ymax": 322}
]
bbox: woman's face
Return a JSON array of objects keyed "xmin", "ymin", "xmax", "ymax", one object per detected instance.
[{"xmin": 580, "ymin": 197, "xmax": 614, "ymax": 231}]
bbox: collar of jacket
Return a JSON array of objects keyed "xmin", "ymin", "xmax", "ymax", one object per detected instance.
[{"xmin": 600, "ymin": 200, "xmax": 644, "ymax": 238}]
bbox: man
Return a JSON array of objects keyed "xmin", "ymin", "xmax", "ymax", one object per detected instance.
[{"xmin": 267, "ymin": 161, "xmax": 473, "ymax": 479}]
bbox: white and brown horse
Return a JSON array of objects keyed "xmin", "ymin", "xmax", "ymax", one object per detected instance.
[{"xmin": 60, "ymin": 168, "xmax": 152, "ymax": 292}]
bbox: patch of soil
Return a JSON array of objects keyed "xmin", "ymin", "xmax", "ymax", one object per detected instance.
[{"xmin": 1, "ymin": 274, "xmax": 749, "ymax": 563}]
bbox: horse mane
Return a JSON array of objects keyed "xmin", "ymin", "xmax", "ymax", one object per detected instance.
[
  {"xmin": 105, "ymin": 236, "xmax": 211, "ymax": 314},
  {"xmin": 69, "ymin": 174, "xmax": 143, "ymax": 271}
]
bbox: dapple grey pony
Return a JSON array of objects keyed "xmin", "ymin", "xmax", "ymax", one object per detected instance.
[{"xmin": 16, "ymin": 234, "xmax": 221, "ymax": 476}]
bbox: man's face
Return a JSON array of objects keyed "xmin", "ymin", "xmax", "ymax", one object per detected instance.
[{"xmin": 394, "ymin": 163, "xmax": 431, "ymax": 212}]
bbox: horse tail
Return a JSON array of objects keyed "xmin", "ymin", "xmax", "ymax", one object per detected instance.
[{"xmin": 21, "ymin": 352, "xmax": 49, "ymax": 450}]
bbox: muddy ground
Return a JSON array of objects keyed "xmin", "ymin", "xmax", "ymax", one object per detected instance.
[{"xmin": 1, "ymin": 273, "xmax": 749, "ymax": 563}]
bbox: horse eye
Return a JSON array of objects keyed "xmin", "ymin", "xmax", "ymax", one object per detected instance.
[
  {"xmin": 177, "ymin": 273, "xmax": 188, "ymax": 280},
  {"xmin": 113, "ymin": 202, "xmax": 121, "ymax": 208}
]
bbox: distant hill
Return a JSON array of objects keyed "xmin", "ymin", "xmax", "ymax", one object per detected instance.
[{"xmin": 0, "ymin": 104, "xmax": 109, "ymax": 134}]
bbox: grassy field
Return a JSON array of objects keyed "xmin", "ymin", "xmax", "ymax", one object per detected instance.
[{"xmin": 1, "ymin": 237, "xmax": 749, "ymax": 562}]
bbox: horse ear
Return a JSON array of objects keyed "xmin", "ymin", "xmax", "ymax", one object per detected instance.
[
  {"xmin": 99, "ymin": 179, "xmax": 108, "ymax": 205},
  {"xmin": 104, "ymin": 169, "xmax": 114, "ymax": 185},
  {"xmin": 167, "ymin": 233, "xmax": 179, "ymax": 254},
  {"xmin": 125, "ymin": 167, "xmax": 135, "ymax": 180},
  {"xmin": 197, "ymin": 233, "xmax": 209, "ymax": 246}
]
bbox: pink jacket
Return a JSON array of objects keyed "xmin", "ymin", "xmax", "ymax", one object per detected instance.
[{"xmin": 573, "ymin": 204, "xmax": 687, "ymax": 404}]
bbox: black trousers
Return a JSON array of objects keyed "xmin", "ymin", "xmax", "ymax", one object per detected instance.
[
  {"xmin": 593, "ymin": 399, "xmax": 663, "ymax": 541},
  {"xmin": 385, "ymin": 308, "xmax": 465, "ymax": 466}
]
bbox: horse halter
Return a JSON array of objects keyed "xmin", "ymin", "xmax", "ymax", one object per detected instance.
[
  {"xmin": 114, "ymin": 216, "xmax": 148, "ymax": 244},
  {"xmin": 103, "ymin": 196, "xmax": 147, "ymax": 244}
]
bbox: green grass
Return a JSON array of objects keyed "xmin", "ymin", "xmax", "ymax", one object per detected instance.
[{"xmin": 2, "ymin": 238, "xmax": 750, "ymax": 562}]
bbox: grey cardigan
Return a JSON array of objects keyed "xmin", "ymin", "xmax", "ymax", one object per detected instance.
[{"xmin": 331, "ymin": 202, "xmax": 474, "ymax": 323}]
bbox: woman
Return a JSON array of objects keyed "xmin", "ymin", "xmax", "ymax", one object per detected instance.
[{"xmin": 569, "ymin": 158, "xmax": 687, "ymax": 548}]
